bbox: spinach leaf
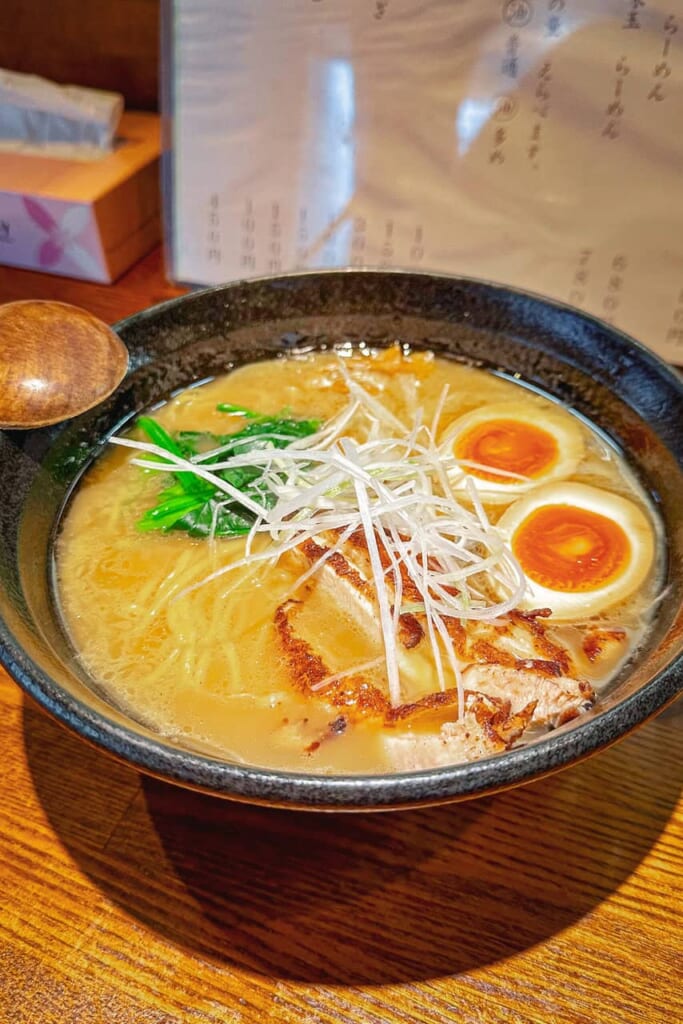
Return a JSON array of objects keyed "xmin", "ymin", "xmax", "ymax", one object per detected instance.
[{"xmin": 135, "ymin": 409, "xmax": 319, "ymax": 538}]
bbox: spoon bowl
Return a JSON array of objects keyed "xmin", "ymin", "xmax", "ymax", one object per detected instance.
[{"xmin": 0, "ymin": 299, "xmax": 129, "ymax": 429}]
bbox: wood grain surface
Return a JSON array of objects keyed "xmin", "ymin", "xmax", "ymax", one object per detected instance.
[
  {"xmin": 0, "ymin": 300, "xmax": 129, "ymax": 428},
  {"xmin": 0, "ymin": 254, "xmax": 681, "ymax": 1024}
]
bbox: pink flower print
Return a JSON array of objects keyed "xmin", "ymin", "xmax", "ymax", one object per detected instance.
[{"xmin": 22, "ymin": 197, "xmax": 102, "ymax": 278}]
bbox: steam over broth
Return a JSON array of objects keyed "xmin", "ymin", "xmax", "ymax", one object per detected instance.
[{"xmin": 56, "ymin": 348, "xmax": 661, "ymax": 773}]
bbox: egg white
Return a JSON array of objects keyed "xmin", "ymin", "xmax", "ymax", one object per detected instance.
[
  {"xmin": 496, "ymin": 482, "xmax": 656, "ymax": 619},
  {"xmin": 443, "ymin": 402, "xmax": 585, "ymax": 503}
]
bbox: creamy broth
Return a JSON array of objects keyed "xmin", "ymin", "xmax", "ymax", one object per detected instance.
[{"xmin": 56, "ymin": 349, "xmax": 661, "ymax": 773}]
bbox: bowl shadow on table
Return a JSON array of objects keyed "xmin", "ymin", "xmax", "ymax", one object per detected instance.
[{"xmin": 24, "ymin": 697, "xmax": 682, "ymax": 986}]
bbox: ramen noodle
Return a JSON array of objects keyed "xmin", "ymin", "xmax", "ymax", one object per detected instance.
[{"xmin": 56, "ymin": 346, "xmax": 660, "ymax": 773}]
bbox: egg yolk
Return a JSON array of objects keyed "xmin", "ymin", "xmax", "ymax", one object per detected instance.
[
  {"xmin": 511, "ymin": 504, "xmax": 631, "ymax": 592},
  {"xmin": 454, "ymin": 419, "xmax": 558, "ymax": 482}
]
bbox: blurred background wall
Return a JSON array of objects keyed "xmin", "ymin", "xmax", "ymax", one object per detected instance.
[{"xmin": 0, "ymin": 0, "xmax": 160, "ymax": 110}]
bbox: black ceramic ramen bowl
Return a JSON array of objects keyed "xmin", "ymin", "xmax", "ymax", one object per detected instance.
[{"xmin": 1, "ymin": 271, "xmax": 682, "ymax": 810}]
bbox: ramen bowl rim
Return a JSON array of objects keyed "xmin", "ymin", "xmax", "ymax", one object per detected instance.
[{"xmin": 1, "ymin": 268, "xmax": 682, "ymax": 811}]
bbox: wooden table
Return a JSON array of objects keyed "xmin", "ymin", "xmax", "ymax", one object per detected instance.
[{"xmin": 0, "ymin": 252, "xmax": 681, "ymax": 1024}]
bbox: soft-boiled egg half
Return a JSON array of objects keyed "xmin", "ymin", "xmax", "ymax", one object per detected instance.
[
  {"xmin": 497, "ymin": 482, "xmax": 656, "ymax": 619},
  {"xmin": 444, "ymin": 402, "xmax": 585, "ymax": 502}
]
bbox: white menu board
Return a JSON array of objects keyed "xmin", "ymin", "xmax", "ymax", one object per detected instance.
[{"xmin": 164, "ymin": 0, "xmax": 683, "ymax": 362}]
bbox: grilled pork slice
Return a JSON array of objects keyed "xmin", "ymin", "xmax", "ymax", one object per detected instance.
[
  {"xmin": 294, "ymin": 536, "xmax": 432, "ymax": 689},
  {"xmin": 275, "ymin": 525, "xmax": 602, "ymax": 765},
  {"xmin": 461, "ymin": 664, "xmax": 595, "ymax": 728},
  {"xmin": 289, "ymin": 530, "xmax": 597, "ymax": 719},
  {"xmin": 274, "ymin": 598, "xmax": 598, "ymax": 767},
  {"xmin": 381, "ymin": 663, "xmax": 594, "ymax": 770},
  {"xmin": 382, "ymin": 692, "xmax": 537, "ymax": 771},
  {"xmin": 275, "ymin": 598, "xmax": 540, "ymax": 765},
  {"xmin": 301, "ymin": 532, "xmax": 425, "ymax": 646},
  {"xmin": 274, "ymin": 600, "xmax": 391, "ymax": 719},
  {"xmin": 303, "ymin": 529, "xmax": 601, "ymax": 678}
]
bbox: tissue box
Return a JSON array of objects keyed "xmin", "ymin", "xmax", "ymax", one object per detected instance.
[{"xmin": 0, "ymin": 111, "xmax": 160, "ymax": 283}]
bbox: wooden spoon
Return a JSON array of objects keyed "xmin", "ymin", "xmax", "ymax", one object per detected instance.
[{"xmin": 0, "ymin": 299, "xmax": 129, "ymax": 429}]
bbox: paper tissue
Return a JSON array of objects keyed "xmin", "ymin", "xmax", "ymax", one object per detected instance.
[
  {"xmin": 0, "ymin": 69, "xmax": 124, "ymax": 158},
  {"xmin": 0, "ymin": 69, "xmax": 161, "ymax": 283}
]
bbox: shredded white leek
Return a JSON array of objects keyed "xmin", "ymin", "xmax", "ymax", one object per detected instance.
[{"xmin": 110, "ymin": 368, "xmax": 529, "ymax": 708}]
